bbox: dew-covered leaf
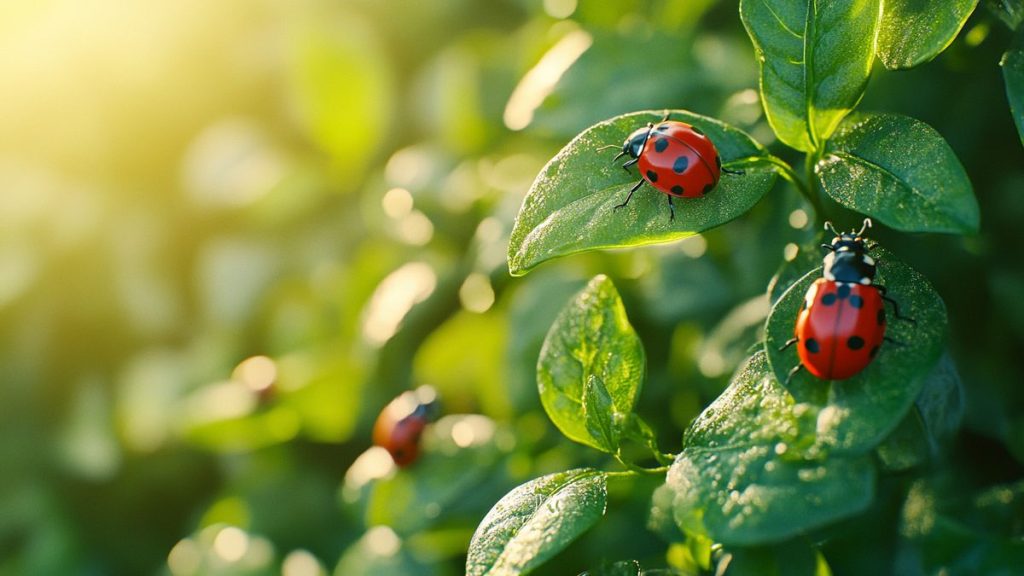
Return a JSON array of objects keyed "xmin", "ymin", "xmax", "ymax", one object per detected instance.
[
  {"xmin": 466, "ymin": 469, "xmax": 607, "ymax": 576},
  {"xmin": 507, "ymin": 111, "xmax": 776, "ymax": 276},
  {"xmin": 740, "ymin": 0, "xmax": 881, "ymax": 152},
  {"xmin": 580, "ymin": 560, "xmax": 642, "ymax": 576},
  {"xmin": 816, "ymin": 113, "xmax": 979, "ymax": 234},
  {"xmin": 537, "ymin": 275, "xmax": 644, "ymax": 452},
  {"xmin": 668, "ymin": 352, "xmax": 875, "ymax": 545},
  {"xmin": 764, "ymin": 248, "xmax": 948, "ymax": 453},
  {"xmin": 877, "ymin": 0, "xmax": 978, "ymax": 69}
]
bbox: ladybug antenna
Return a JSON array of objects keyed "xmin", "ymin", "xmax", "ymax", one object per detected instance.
[
  {"xmin": 823, "ymin": 221, "xmax": 840, "ymax": 237},
  {"xmin": 857, "ymin": 218, "xmax": 873, "ymax": 236},
  {"xmin": 595, "ymin": 144, "xmax": 621, "ymax": 152}
]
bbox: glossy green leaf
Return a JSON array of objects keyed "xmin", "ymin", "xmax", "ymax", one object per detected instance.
[
  {"xmin": 466, "ymin": 469, "xmax": 607, "ymax": 576},
  {"xmin": 764, "ymin": 248, "xmax": 948, "ymax": 453},
  {"xmin": 816, "ymin": 113, "xmax": 979, "ymax": 234},
  {"xmin": 668, "ymin": 352, "xmax": 875, "ymax": 545},
  {"xmin": 767, "ymin": 239, "xmax": 827, "ymax": 305},
  {"xmin": 507, "ymin": 110, "xmax": 777, "ymax": 276},
  {"xmin": 1003, "ymin": 27, "xmax": 1024, "ymax": 147},
  {"xmin": 583, "ymin": 376, "xmax": 618, "ymax": 453},
  {"xmin": 740, "ymin": 0, "xmax": 881, "ymax": 152},
  {"xmin": 537, "ymin": 275, "xmax": 644, "ymax": 452},
  {"xmin": 877, "ymin": 0, "xmax": 977, "ymax": 69}
]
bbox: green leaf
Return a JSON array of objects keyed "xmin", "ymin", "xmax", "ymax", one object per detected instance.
[
  {"xmin": 507, "ymin": 110, "xmax": 777, "ymax": 276},
  {"xmin": 767, "ymin": 240, "xmax": 826, "ymax": 305},
  {"xmin": 537, "ymin": 275, "xmax": 644, "ymax": 452},
  {"xmin": 1003, "ymin": 27, "xmax": 1024, "ymax": 147},
  {"xmin": 668, "ymin": 352, "xmax": 875, "ymax": 545},
  {"xmin": 583, "ymin": 376, "xmax": 619, "ymax": 453},
  {"xmin": 740, "ymin": 0, "xmax": 881, "ymax": 152},
  {"xmin": 764, "ymin": 248, "xmax": 948, "ymax": 453},
  {"xmin": 876, "ymin": 0, "xmax": 978, "ymax": 69},
  {"xmin": 466, "ymin": 469, "xmax": 608, "ymax": 576},
  {"xmin": 816, "ymin": 113, "xmax": 979, "ymax": 234}
]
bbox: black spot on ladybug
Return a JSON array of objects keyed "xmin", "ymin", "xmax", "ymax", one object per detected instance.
[
  {"xmin": 702, "ymin": 184, "xmax": 713, "ymax": 195},
  {"xmin": 654, "ymin": 138, "xmax": 669, "ymax": 153},
  {"xmin": 870, "ymin": 345, "xmax": 879, "ymax": 358},
  {"xmin": 673, "ymin": 156, "xmax": 689, "ymax": 173},
  {"xmin": 646, "ymin": 170, "xmax": 659, "ymax": 183},
  {"xmin": 805, "ymin": 338, "xmax": 820, "ymax": 353},
  {"xmin": 848, "ymin": 336, "xmax": 865, "ymax": 350},
  {"xmin": 671, "ymin": 185, "xmax": 684, "ymax": 195},
  {"xmin": 849, "ymin": 295, "xmax": 864, "ymax": 308},
  {"xmin": 691, "ymin": 125, "xmax": 705, "ymax": 136},
  {"xmin": 837, "ymin": 284, "xmax": 851, "ymax": 299},
  {"xmin": 656, "ymin": 124, "xmax": 669, "ymax": 131},
  {"xmin": 715, "ymin": 155, "xmax": 721, "ymax": 169},
  {"xmin": 821, "ymin": 293, "xmax": 837, "ymax": 306},
  {"xmin": 877, "ymin": 309, "xmax": 886, "ymax": 325}
]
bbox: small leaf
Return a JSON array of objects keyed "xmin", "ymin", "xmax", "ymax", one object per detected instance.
[
  {"xmin": 816, "ymin": 113, "xmax": 979, "ymax": 234},
  {"xmin": 583, "ymin": 376, "xmax": 619, "ymax": 453},
  {"xmin": 466, "ymin": 469, "xmax": 608, "ymax": 576},
  {"xmin": 876, "ymin": 0, "xmax": 978, "ymax": 69},
  {"xmin": 740, "ymin": 0, "xmax": 881, "ymax": 152},
  {"xmin": 1003, "ymin": 27, "xmax": 1024, "ymax": 147},
  {"xmin": 507, "ymin": 110, "xmax": 777, "ymax": 276},
  {"xmin": 668, "ymin": 352, "xmax": 875, "ymax": 545},
  {"xmin": 764, "ymin": 248, "xmax": 948, "ymax": 453},
  {"xmin": 537, "ymin": 275, "xmax": 644, "ymax": 452}
]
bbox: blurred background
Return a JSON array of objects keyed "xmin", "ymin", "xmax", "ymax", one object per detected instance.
[{"xmin": 1, "ymin": 0, "xmax": 1022, "ymax": 574}]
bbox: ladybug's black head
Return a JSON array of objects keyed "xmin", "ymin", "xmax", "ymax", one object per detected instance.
[
  {"xmin": 822, "ymin": 219, "xmax": 876, "ymax": 284},
  {"xmin": 622, "ymin": 125, "xmax": 654, "ymax": 159}
]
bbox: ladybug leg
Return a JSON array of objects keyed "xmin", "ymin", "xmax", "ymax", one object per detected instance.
[
  {"xmin": 614, "ymin": 179, "xmax": 645, "ymax": 211},
  {"xmin": 875, "ymin": 285, "xmax": 916, "ymax": 324},
  {"xmin": 667, "ymin": 196, "xmax": 675, "ymax": 221},
  {"xmin": 659, "ymin": 110, "xmax": 670, "ymax": 122},
  {"xmin": 785, "ymin": 364, "xmax": 803, "ymax": 385},
  {"xmin": 621, "ymin": 158, "xmax": 638, "ymax": 172},
  {"xmin": 820, "ymin": 244, "xmax": 835, "ymax": 253},
  {"xmin": 721, "ymin": 167, "xmax": 745, "ymax": 176},
  {"xmin": 779, "ymin": 337, "xmax": 798, "ymax": 351}
]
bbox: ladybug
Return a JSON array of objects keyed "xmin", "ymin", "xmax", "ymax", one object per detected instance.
[
  {"xmin": 607, "ymin": 113, "xmax": 742, "ymax": 220},
  {"xmin": 372, "ymin": 385, "xmax": 439, "ymax": 467},
  {"xmin": 781, "ymin": 219, "xmax": 912, "ymax": 381}
]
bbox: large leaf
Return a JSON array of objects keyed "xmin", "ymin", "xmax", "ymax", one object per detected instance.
[
  {"xmin": 876, "ymin": 0, "xmax": 978, "ymax": 69},
  {"xmin": 507, "ymin": 110, "xmax": 777, "ymax": 276},
  {"xmin": 466, "ymin": 469, "xmax": 607, "ymax": 576},
  {"xmin": 537, "ymin": 275, "xmax": 644, "ymax": 452},
  {"xmin": 816, "ymin": 113, "xmax": 979, "ymax": 234},
  {"xmin": 668, "ymin": 352, "xmax": 875, "ymax": 545},
  {"xmin": 1003, "ymin": 27, "xmax": 1024, "ymax": 148},
  {"xmin": 740, "ymin": 0, "xmax": 881, "ymax": 152},
  {"xmin": 764, "ymin": 248, "xmax": 948, "ymax": 453}
]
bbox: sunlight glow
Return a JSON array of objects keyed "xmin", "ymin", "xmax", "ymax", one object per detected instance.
[
  {"xmin": 362, "ymin": 262, "xmax": 437, "ymax": 345},
  {"xmin": 365, "ymin": 526, "xmax": 401, "ymax": 557},
  {"xmin": 459, "ymin": 272, "xmax": 495, "ymax": 313},
  {"xmin": 213, "ymin": 526, "xmax": 249, "ymax": 563},
  {"xmin": 233, "ymin": 355, "xmax": 276, "ymax": 394},
  {"xmin": 282, "ymin": 550, "xmax": 323, "ymax": 576},
  {"xmin": 504, "ymin": 29, "xmax": 592, "ymax": 130},
  {"xmin": 167, "ymin": 538, "xmax": 201, "ymax": 576},
  {"xmin": 382, "ymin": 187, "xmax": 413, "ymax": 219}
]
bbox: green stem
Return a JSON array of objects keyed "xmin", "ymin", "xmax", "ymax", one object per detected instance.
[
  {"xmin": 766, "ymin": 155, "xmax": 822, "ymax": 219},
  {"xmin": 802, "ymin": 152, "xmax": 826, "ymax": 223},
  {"xmin": 614, "ymin": 454, "xmax": 670, "ymax": 475}
]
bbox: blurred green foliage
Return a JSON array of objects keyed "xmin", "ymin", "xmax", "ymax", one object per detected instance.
[{"xmin": 0, "ymin": 0, "xmax": 1022, "ymax": 575}]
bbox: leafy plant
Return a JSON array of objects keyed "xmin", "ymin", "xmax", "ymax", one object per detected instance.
[{"xmin": 472, "ymin": 0, "xmax": 1005, "ymax": 574}]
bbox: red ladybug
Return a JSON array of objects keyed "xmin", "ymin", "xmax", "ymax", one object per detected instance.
[
  {"xmin": 608, "ymin": 114, "xmax": 741, "ymax": 220},
  {"xmin": 781, "ymin": 219, "xmax": 912, "ymax": 381},
  {"xmin": 372, "ymin": 386, "xmax": 439, "ymax": 467}
]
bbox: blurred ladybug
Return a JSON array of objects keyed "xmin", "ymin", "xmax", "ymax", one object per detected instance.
[
  {"xmin": 605, "ymin": 112, "xmax": 742, "ymax": 220},
  {"xmin": 373, "ymin": 385, "xmax": 439, "ymax": 467},
  {"xmin": 781, "ymin": 219, "xmax": 913, "ymax": 381}
]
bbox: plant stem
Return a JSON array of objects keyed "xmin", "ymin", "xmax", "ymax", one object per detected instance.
[
  {"xmin": 614, "ymin": 454, "xmax": 670, "ymax": 475},
  {"xmin": 802, "ymin": 152, "xmax": 826, "ymax": 223},
  {"xmin": 766, "ymin": 155, "xmax": 822, "ymax": 219}
]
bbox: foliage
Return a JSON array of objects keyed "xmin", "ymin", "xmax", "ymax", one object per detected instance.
[{"xmin": 2, "ymin": 1, "xmax": 1023, "ymax": 576}]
